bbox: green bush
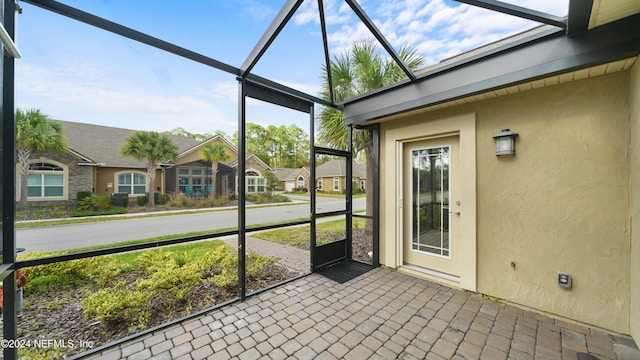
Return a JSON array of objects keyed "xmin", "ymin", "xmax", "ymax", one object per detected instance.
[
  {"xmin": 137, "ymin": 195, "xmax": 148, "ymax": 206},
  {"xmin": 79, "ymin": 246, "xmax": 281, "ymax": 332},
  {"xmin": 110, "ymin": 194, "xmax": 129, "ymax": 207},
  {"xmin": 158, "ymin": 193, "xmax": 170, "ymax": 205},
  {"xmin": 70, "ymin": 207, "xmax": 126, "ymax": 217},
  {"xmin": 19, "ymin": 252, "xmax": 127, "ymax": 289},
  {"xmin": 76, "ymin": 190, "xmax": 93, "ymax": 203},
  {"xmin": 246, "ymin": 193, "xmax": 289, "ymax": 204},
  {"xmin": 81, "ymin": 282, "xmax": 152, "ymax": 330},
  {"xmin": 77, "ymin": 195, "xmax": 112, "ymax": 211},
  {"xmin": 246, "ymin": 252, "xmax": 277, "ymax": 279}
]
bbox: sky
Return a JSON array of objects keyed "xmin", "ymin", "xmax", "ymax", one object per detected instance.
[{"xmin": 14, "ymin": 0, "xmax": 568, "ymax": 137}]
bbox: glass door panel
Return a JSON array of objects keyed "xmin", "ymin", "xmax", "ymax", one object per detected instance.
[{"xmin": 411, "ymin": 146, "xmax": 450, "ymax": 257}]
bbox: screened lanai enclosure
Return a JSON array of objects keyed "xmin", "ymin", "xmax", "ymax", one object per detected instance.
[{"xmin": 1, "ymin": 0, "xmax": 637, "ymax": 358}]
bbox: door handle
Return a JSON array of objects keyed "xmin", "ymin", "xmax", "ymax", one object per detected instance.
[{"xmin": 449, "ymin": 210, "xmax": 460, "ymax": 215}]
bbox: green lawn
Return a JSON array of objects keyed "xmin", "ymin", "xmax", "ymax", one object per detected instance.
[{"xmin": 253, "ymin": 217, "xmax": 366, "ymax": 246}]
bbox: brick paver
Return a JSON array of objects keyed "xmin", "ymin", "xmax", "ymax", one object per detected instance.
[{"xmin": 83, "ymin": 268, "xmax": 639, "ymax": 360}]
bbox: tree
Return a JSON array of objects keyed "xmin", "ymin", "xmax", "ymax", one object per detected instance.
[
  {"xmin": 264, "ymin": 170, "xmax": 280, "ymax": 196},
  {"xmin": 233, "ymin": 123, "xmax": 309, "ymax": 168},
  {"xmin": 121, "ymin": 131, "xmax": 179, "ymax": 207},
  {"xmin": 317, "ymin": 41, "xmax": 424, "ymax": 233},
  {"xmin": 199, "ymin": 142, "xmax": 230, "ymax": 198},
  {"xmin": 169, "ymin": 127, "xmax": 212, "ymax": 141},
  {"xmin": 16, "ymin": 108, "xmax": 68, "ymax": 210}
]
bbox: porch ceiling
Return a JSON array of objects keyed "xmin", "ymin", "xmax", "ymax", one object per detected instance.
[{"xmin": 590, "ymin": 0, "xmax": 640, "ymax": 28}]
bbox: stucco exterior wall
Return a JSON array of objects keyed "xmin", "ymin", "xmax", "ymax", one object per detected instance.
[
  {"xmin": 95, "ymin": 167, "xmax": 163, "ymax": 197},
  {"xmin": 174, "ymin": 140, "xmax": 236, "ymax": 166},
  {"xmin": 629, "ymin": 61, "xmax": 640, "ymax": 343},
  {"xmin": 318, "ymin": 176, "xmax": 345, "ymax": 193},
  {"xmin": 379, "ymin": 71, "xmax": 632, "ymax": 333}
]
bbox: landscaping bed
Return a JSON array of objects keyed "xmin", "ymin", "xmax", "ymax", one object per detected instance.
[{"xmin": 11, "ymin": 242, "xmax": 296, "ymax": 359}]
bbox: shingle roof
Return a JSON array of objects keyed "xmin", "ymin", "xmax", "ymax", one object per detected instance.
[
  {"xmin": 57, "ymin": 120, "xmax": 201, "ymax": 168},
  {"xmin": 272, "ymin": 168, "xmax": 309, "ymax": 181},
  {"xmin": 316, "ymin": 159, "xmax": 365, "ymax": 178}
]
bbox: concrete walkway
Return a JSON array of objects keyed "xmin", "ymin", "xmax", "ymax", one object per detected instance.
[
  {"xmin": 84, "ymin": 268, "xmax": 639, "ymax": 360},
  {"xmin": 222, "ymin": 236, "xmax": 310, "ymax": 274}
]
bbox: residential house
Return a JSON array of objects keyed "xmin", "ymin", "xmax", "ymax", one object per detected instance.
[
  {"xmin": 19, "ymin": 121, "xmax": 271, "ymax": 205},
  {"xmin": 342, "ymin": 11, "xmax": 640, "ymax": 340},
  {"xmin": 272, "ymin": 167, "xmax": 310, "ymax": 191},
  {"xmin": 315, "ymin": 159, "xmax": 365, "ymax": 193}
]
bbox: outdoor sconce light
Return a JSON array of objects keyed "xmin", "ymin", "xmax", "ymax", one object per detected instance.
[{"xmin": 493, "ymin": 129, "xmax": 518, "ymax": 156}]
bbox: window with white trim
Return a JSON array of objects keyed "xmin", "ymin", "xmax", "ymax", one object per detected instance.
[
  {"xmin": 246, "ymin": 170, "xmax": 264, "ymax": 193},
  {"xmin": 297, "ymin": 176, "xmax": 304, "ymax": 188},
  {"xmin": 117, "ymin": 172, "xmax": 147, "ymax": 195},
  {"xmin": 317, "ymin": 178, "xmax": 323, "ymax": 190},
  {"xmin": 27, "ymin": 162, "xmax": 66, "ymax": 199},
  {"xmin": 333, "ymin": 177, "xmax": 339, "ymax": 191}
]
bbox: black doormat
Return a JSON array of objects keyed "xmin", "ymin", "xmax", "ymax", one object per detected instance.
[{"xmin": 317, "ymin": 260, "xmax": 372, "ymax": 284}]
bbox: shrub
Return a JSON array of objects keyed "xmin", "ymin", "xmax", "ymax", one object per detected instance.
[
  {"xmin": 246, "ymin": 252, "xmax": 277, "ymax": 279},
  {"xmin": 292, "ymin": 187, "xmax": 308, "ymax": 193},
  {"xmin": 110, "ymin": 193, "xmax": 129, "ymax": 207},
  {"xmin": 19, "ymin": 252, "xmax": 127, "ymax": 289},
  {"xmin": 247, "ymin": 193, "xmax": 289, "ymax": 203},
  {"xmin": 81, "ymin": 282, "xmax": 152, "ymax": 331},
  {"xmin": 158, "ymin": 193, "xmax": 170, "ymax": 205},
  {"xmin": 76, "ymin": 190, "xmax": 93, "ymax": 203},
  {"xmin": 167, "ymin": 192, "xmax": 195, "ymax": 208},
  {"xmin": 246, "ymin": 193, "xmax": 263, "ymax": 203},
  {"xmin": 137, "ymin": 195, "xmax": 148, "ymax": 206},
  {"xmin": 77, "ymin": 195, "xmax": 112, "ymax": 211},
  {"xmin": 70, "ymin": 207, "xmax": 126, "ymax": 217}
]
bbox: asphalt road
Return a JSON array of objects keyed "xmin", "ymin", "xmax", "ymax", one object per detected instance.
[{"xmin": 17, "ymin": 197, "xmax": 366, "ymax": 252}]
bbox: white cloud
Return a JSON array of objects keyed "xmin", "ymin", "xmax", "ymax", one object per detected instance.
[
  {"xmin": 299, "ymin": 0, "xmax": 568, "ymax": 67},
  {"xmin": 15, "ymin": 60, "xmax": 238, "ymax": 134}
]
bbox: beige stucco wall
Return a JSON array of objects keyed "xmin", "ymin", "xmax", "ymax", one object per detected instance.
[
  {"xmin": 174, "ymin": 140, "xmax": 237, "ymax": 166},
  {"xmin": 379, "ymin": 70, "xmax": 632, "ymax": 333},
  {"xmin": 629, "ymin": 61, "xmax": 640, "ymax": 343},
  {"xmin": 95, "ymin": 167, "xmax": 163, "ymax": 197},
  {"xmin": 318, "ymin": 176, "xmax": 345, "ymax": 193}
]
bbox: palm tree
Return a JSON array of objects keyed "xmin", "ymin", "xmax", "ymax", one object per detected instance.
[
  {"xmin": 16, "ymin": 108, "xmax": 68, "ymax": 210},
  {"xmin": 121, "ymin": 131, "xmax": 179, "ymax": 207},
  {"xmin": 317, "ymin": 41, "xmax": 424, "ymax": 233},
  {"xmin": 199, "ymin": 142, "xmax": 230, "ymax": 198}
]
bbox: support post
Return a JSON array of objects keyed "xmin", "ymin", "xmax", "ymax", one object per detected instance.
[
  {"xmin": 237, "ymin": 79, "xmax": 247, "ymax": 301},
  {"xmin": 2, "ymin": 0, "xmax": 17, "ymax": 358}
]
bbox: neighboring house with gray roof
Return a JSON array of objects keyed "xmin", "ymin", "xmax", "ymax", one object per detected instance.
[
  {"xmin": 315, "ymin": 159, "xmax": 365, "ymax": 193},
  {"xmin": 19, "ymin": 120, "xmax": 270, "ymax": 205},
  {"xmin": 272, "ymin": 167, "xmax": 310, "ymax": 191}
]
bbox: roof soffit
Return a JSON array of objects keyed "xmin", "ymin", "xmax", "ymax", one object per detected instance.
[{"xmin": 343, "ymin": 13, "xmax": 640, "ymax": 125}]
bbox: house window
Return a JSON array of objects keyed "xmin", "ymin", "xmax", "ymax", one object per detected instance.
[
  {"xmin": 117, "ymin": 172, "xmax": 147, "ymax": 195},
  {"xmin": 27, "ymin": 162, "xmax": 65, "ymax": 199},
  {"xmin": 177, "ymin": 167, "xmax": 209, "ymax": 194},
  {"xmin": 317, "ymin": 178, "xmax": 323, "ymax": 190},
  {"xmin": 192, "ymin": 177, "xmax": 203, "ymax": 193},
  {"xmin": 246, "ymin": 170, "xmax": 263, "ymax": 193},
  {"xmin": 333, "ymin": 177, "xmax": 339, "ymax": 191},
  {"xmin": 297, "ymin": 176, "xmax": 304, "ymax": 188}
]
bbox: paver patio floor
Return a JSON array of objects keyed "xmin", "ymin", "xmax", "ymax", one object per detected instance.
[{"xmin": 83, "ymin": 267, "xmax": 640, "ymax": 360}]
